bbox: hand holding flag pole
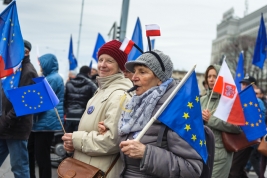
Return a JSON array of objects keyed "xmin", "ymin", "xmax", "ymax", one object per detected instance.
[{"xmin": 135, "ymin": 65, "xmax": 197, "ymax": 141}]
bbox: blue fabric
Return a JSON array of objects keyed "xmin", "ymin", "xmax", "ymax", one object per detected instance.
[
  {"xmin": 92, "ymin": 33, "xmax": 105, "ymax": 62},
  {"xmin": 158, "ymin": 71, "xmax": 208, "ymax": 163},
  {"xmin": 234, "ymin": 52, "xmax": 244, "ymax": 93},
  {"xmin": 0, "ymin": 81, "xmax": 1, "ymax": 116},
  {"xmin": 68, "ymin": 35, "xmax": 77, "ymax": 70},
  {"xmin": 7, "ymin": 77, "xmax": 59, "ymax": 116},
  {"xmin": 33, "ymin": 54, "xmax": 64, "ymax": 131},
  {"xmin": 0, "ymin": 139, "xmax": 29, "ymax": 178},
  {"xmin": 252, "ymin": 14, "xmax": 267, "ymax": 69},
  {"xmin": 0, "ymin": 1, "xmax": 24, "ymax": 69},
  {"xmin": 128, "ymin": 17, "xmax": 143, "ymax": 61},
  {"xmin": 2, "ymin": 65, "xmax": 21, "ymax": 99},
  {"xmin": 239, "ymin": 85, "xmax": 267, "ymax": 141}
]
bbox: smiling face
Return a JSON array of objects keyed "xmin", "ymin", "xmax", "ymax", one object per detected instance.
[
  {"xmin": 98, "ymin": 54, "xmax": 120, "ymax": 77},
  {"xmin": 207, "ymin": 69, "xmax": 217, "ymax": 89},
  {"xmin": 132, "ymin": 65, "xmax": 162, "ymax": 96}
]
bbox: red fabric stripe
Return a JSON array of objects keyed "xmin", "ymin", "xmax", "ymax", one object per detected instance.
[
  {"xmin": 227, "ymin": 95, "xmax": 246, "ymax": 125},
  {"xmin": 146, "ymin": 30, "xmax": 161, "ymax": 36},
  {"xmin": 0, "ymin": 57, "xmax": 13, "ymax": 78},
  {"xmin": 213, "ymin": 76, "xmax": 223, "ymax": 94},
  {"xmin": 124, "ymin": 40, "xmax": 134, "ymax": 54}
]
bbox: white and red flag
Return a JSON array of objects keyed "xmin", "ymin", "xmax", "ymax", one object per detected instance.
[
  {"xmin": 119, "ymin": 38, "xmax": 134, "ymax": 55},
  {"xmin": 0, "ymin": 57, "xmax": 21, "ymax": 78},
  {"xmin": 145, "ymin": 24, "xmax": 161, "ymax": 36},
  {"xmin": 213, "ymin": 60, "xmax": 245, "ymax": 125}
]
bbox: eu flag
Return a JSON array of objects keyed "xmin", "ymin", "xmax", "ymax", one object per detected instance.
[
  {"xmin": 2, "ymin": 64, "xmax": 21, "ymax": 98},
  {"xmin": 158, "ymin": 71, "xmax": 208, "ymax": 163},
  {"xmin": 239, "ymin": 85, "xmax": 267, "ymax": 141},
  {"xmin": 6, "ymin": 77, "xmax": 59, "ymax": 117},
  {"xmin": 234, "ymin": 52, "xmax": 244, "ymax": 92},
  {"xmin": 92, "ymin": 33, "xmax": 105, "ymax": 62},
  {"xmin": 0, "ymin": 1, "xmax": 24, "ymax": 69},
  {"xmin": 128, "ymin": 17, "xmax": 143, "ymax": 61},
  {"xmin": 68, "ymin": 35, "xmax": 77, "ymax": 70},
  {"xmin": 252, "ymin": 14, "xmax": 267, "ymax": 69}
]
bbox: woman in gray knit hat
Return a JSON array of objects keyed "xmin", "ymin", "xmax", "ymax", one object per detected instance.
[{"xmin": 99, "ymin": 49, "xmax": 204, "ymax": 177}]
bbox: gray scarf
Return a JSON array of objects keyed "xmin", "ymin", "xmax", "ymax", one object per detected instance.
[{"xmin": 118, "ymin": 78, "xmax": 173, "ymax": 136}]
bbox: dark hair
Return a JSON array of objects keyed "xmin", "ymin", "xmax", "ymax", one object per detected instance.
[{"xmin": 79, "ymin": 66, "xmax": 91, "ymax": 75}]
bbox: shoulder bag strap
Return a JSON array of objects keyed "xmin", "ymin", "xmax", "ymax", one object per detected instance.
[{"xmin": 104, "ymin": 153, "xmax": 120, "ymax": 177}]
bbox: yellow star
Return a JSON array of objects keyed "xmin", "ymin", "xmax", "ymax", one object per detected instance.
[
  {"xmin": 244, "ymin": 103, "xmax": 247, "ymax": 107},
  {"xmin": 237, "ymin": 73, "xmax": 241, "ymax": 77},
  {"xmin": 204, "ymin": 140, "xmax": 206, "ymax": 145},
  {"xmin": 187, "ymin": 102, "xmax": 193, "ymax": 109},
  {"xmin": 246, "ymin": 121, "xmax": 249, "ymax": 125},
  {"xmin": 184, "ymin": 124, "xmax": 191, "ymax": 131},
  {"xmin": 40, "ymin": 101, "xmax": 43, "ymax": 104},
  {"xmin": 195, "ymin": 96, "xmax": 199, "ymax": 102},
  {"xmin": 251, "ymin": 123, "xmax": 254, "ymax": 127},
  {"xmin": 29, "ymin": 106, "xmax": 32, "ymax": 109},
  {"xmin": 28, "ymin": 90, "xmax": 31, "ymax": 92},
  {"xmin": 22, "ymin": 96, "xmax": 24, "ymax": 98},
  {"xmin": 199, "ymin": 140, "xmax": 203, "ymax": 146},
  {"xmin": 25, "ymin": 104, "xmax": 27, "ymax": 106},
  {"xmin": 3, "ymin": 38, "xmax": 6, "ymax": 40},
  {"xmin": 260, "ymin": 115, "xmax": 262, "ymax": 118},
  {"xmin": 259, "ymin": 120, "xmax": 262, "ymax": 123},
  {"xmin": 256, "ymin": 123, "xmax": 259, "ymax": 126},
  {"xmin": 258, "ymin": 109, "xmax": 261, "ymax": 112},
  {"xmin": 37, "ymin": 92, "xmax": 40, "ymax": 95},
  {"xmin": 22, "ymin": 100, "xmax": 24, "ymax": 103},
  {"xmin": 38, "ymin": 105, "xmax": 41, "ymax": 108},
  {"xmin": 249, "ymin": 102, "xmax": 253, "ymax": 105},
  {"xmin": 255, "ymin": 103, "xmax": 258, "ymax": 107},
  {"xmin": 183, "ymin": 112, "xmax": 190, "ymax": 119},
  {"xmin": 33, "ymin": 90, "xmax": 36, "ymax": 92},
  {"xmin": 34, "ymin": 107, "xmax": 36, "ymax": 110},
  {"xmin": 24, "ymin": 92, "xmax": 26, "ymax": 94},
  {"xmin": 191, "ymin": 134, "xmax": 197, "ymax": 141}
]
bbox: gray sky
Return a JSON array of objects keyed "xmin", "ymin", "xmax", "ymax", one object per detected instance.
[{"xmin": 1, "ymin": 0, "xmax": 266, "ymax": 81}]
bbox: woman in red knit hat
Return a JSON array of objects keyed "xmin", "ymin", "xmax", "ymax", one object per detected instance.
[{"xmin": 62, "ymin": 40, "xmax": 133, "ymax": 178}]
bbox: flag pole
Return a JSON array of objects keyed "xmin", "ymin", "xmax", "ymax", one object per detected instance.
[
  {"xmin": 205, "ymin": 90, "xmax": 214, "ymax": 110},
  {"xmin": 135, "ymin": 65, "xmax": 197, "ymax": 141},
  {"xmin": 54, "ymin": 108, "xmax": 66, "ymax": 134}
]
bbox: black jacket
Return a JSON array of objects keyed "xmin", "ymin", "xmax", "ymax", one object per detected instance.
[
  {"xmin": 64, "ymin": 73, "xmax": 97, "ymax": 118},
  {"xmin": 0, "ymin": 56, "xmax": 38, "ymax": 139}
]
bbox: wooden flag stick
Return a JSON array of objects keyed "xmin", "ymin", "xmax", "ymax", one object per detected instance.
[
  {"xmin": 54, "ymin": 108, "xmax": 66, "ymax": 134},
  {"xmin": 205, "ymin": 90, "xmax": 214, "ymax": 110}
]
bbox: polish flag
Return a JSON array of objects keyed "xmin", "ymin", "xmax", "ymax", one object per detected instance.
[
  {"xmin": 119, "ymin": 38, "xmax": 134, "ymax": 54},
  {"xmin": 145, "ymin": 24, "xmax": 161, "ymax": 36},
  {"xmin": 213, "ymin": 60, "xmax": 246, "ymax": 125},
  {"xmin": 0, "ymin": 57, "xmax": 20, "ymax": 78}
]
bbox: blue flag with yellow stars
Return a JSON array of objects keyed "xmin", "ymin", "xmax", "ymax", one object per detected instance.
[
  {"xmin": 234, "ymin": 52, "xmax": 244, "ymax": 93},
  {"xmin": 2, "ymin": 65, "xmax": 21, "ymax": 98},
  {"xmin": 0, "ymin": 1, "xmax": 24, "ymax": 69},
  {"xmin": 6, "ymin": 77, "xmax": 59, "ymax": 117},
  {"xmin": 239, "ymin": 85, "xmax": 267, "ymax": 141},
  {"xmin": 68, "ymin": 35, "xmax": 77, "ymax": 70},
  {"xmin": 158, "ymin": 71, "xmax": 208, "ymax": 163}
]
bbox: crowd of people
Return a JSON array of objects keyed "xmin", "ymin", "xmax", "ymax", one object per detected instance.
[{"xmin": 0, "ymin": 39, "xmax": 267, "ymax": 178}]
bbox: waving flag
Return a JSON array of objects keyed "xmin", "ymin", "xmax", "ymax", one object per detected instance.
[
  {"xmin": 92, "ymin": 33, "xmax": 105, "ymax": 62},
  {"xmin": 0, "ymin": 1, "xmax": 24, "ymax": 70},
  {"xmin": 234, "ymin": 52, "xmax": 244, "ymax": 92},
  {"xmin": 158, "ymin": 71, "xmax": 208, "ymax": 163},
  {"xmin": 120, "ymin": 38, "xmax": 134, "ymax": 55},
  {"xmin": 213, "ymin": 60, "xmax": 246, "ymax": 125},
  {"xmin": 0, "ymin": 57, "xmax": 14, "ymax": 78},
  {"xmin": 2, "ymin": 64, "xmax": 21, "ymax": 98},
  {"xmin": 7, "ymin": 77, "xmax": 59, "ymax": 116},
  {"xmin": 252, "ymin": 14, "xmax": 267, "ymax": 69},
  {"xmin": 68, "ymin": 35, "xmax": 77, "ymax": 70},
  {"xmin": 145, "ymin": 24, "xmax": 161, "ymax": 36},
  {"xmin": 128, "ymin": 17, "xmax": 143, "ymax": 61},
  {"xmin": 239, "ymin": 85, "xmax": 267, "ymax": 141}
]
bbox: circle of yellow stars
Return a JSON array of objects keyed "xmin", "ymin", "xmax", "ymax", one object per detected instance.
[
  {"xmin": 21, "ymin": 90, "xmax": 43, "ymax": 110},
  {"xmin": 243, "ymin": 101, "xmax": 263, "ymax": 127}
]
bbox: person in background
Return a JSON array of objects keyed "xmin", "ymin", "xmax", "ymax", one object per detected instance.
[
  {"xmin": 67, "ymin": 70, "xmax": 77, "ymax": 82},
  {"xmin": 62, "ymin": 40, "xmax": 133, "ymax": 178},
  {"xmin": 0, "ymin": 40, "xmax": 38, "ymax": 178},
  {"xmin": 64, "ymin": 65, "xmax": 97, "ymax": 133},
  {"xmin": 229, "ymin": 75, "xmax": 265, "ymax": 178},
  {"xmin": 201, "ymin": 64, "xmax": 241, "ymax": 178},
  {"xmin": 122, "ymin": 69, "xmax": 134, "ymax": 81},
  {"xmin": 90, "ymin": 63, "xmax": 98, "ymax": 86},
  {"xmin": 28, "ymin": 54, "xmax": 64, "ymax": 178}
]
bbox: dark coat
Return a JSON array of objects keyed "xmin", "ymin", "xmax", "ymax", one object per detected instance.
[
  {"xmin": 64, "ymin": 73, "xmax": 97, "ymax": 118},
  {"xmin": 119, "ymin": 80, "xmax": 203, "ymax": 178},
  {"xmin": 0, "ymin": 55, "xmax": 38, "ymax": 140}
]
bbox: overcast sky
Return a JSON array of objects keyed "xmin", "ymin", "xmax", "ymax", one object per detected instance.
[{"xmin": 1, "ymin": 0, "xmax": 266, "ymax": 81}]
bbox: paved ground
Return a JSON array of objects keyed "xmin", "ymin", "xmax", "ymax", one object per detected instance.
[{"xmin": 0, "ymin": 155, "xmax": 264, "ymax": 178}]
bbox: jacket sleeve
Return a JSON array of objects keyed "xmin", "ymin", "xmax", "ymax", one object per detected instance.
[
  {"xmin": 206, "ymin": 115, "xmax": 242, "ymax": 133},
  {"xmin": 140, "ymin": 130, "xmax": 203, "ymax": 177},
  {"xmin": 72, "ymin": 91, "xmax": 131, "ymax": 156}
]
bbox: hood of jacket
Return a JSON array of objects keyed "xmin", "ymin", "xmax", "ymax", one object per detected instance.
[{"xmin": 39, "ymin": 53, "xmax": 58, "ymax": 76}]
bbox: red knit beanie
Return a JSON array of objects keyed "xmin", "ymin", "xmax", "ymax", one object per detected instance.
[{"xmin": 97, "ymin": 40, "xmax": 127, "ymax": 71}]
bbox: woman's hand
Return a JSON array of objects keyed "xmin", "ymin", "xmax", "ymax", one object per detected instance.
[
  {"xmin": 119, "ymin": 140, "xmax": 146, "ymax": 159},
  {"xmin": 202, "ymin": 109, "xmax": 211, "ymax": 122},
  {"xmin": 62, "ymin": 133, "xmax": 74, "ymax": 152},
  {"xmin": 98, "ymin": 121, "xmax": 109, "ymax": 135}
]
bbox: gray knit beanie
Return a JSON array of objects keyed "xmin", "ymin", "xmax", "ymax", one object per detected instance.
[{"xmin": 125, "ymin": 49, "xmax": 173, "ymax": 82}]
